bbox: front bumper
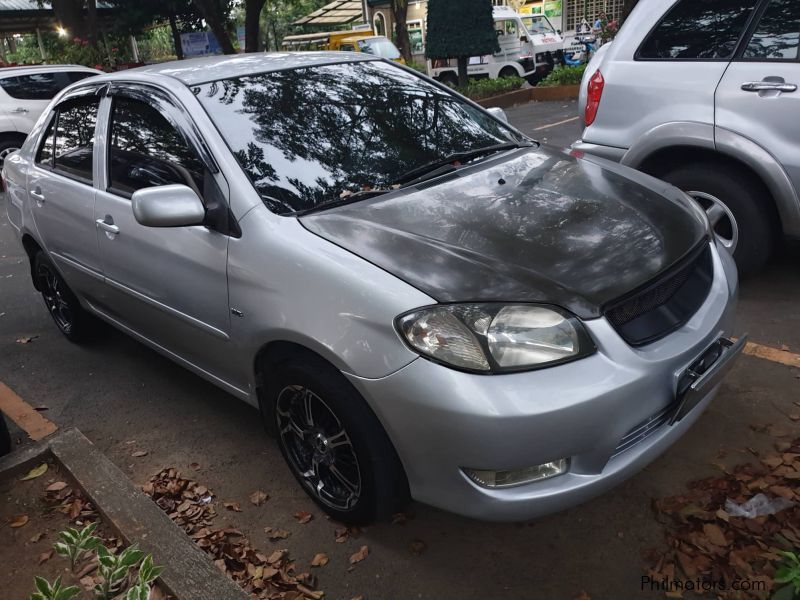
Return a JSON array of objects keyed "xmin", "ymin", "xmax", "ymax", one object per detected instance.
[{"xmin": 346, "ymin": 243, "xmax": 738, "ymax": 521}]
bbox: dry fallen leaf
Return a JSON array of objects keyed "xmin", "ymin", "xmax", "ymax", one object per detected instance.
[
  {"xmin": 265, "ymin": 527, "xmax": 290, "ymax": 541},
  {"xmin": 267, "ymin": 549, "xmax": 286, "ymax": 564},
  {"xmin": 38, "ymin": 550, "xmax": 54, "ymax": 565},
  {"xmin": 349, "ymin": 545, "xmax": 369, "ymax": 564},
  {"xmin": 9, "ymin": 514, "xmax": 29, "ymax": 528},
  {"xmin": 29, "ymin": 531, "xmax": 46, "ymax": 543},
  {"xmin": 409, "ymin": 539, "xmax": 427, "ymax": 556},
  {"xmin": 294, "ymin": 510, "xmax": 313, "ymax": 524},
  {"xmin": 131, "ymin": 450, "xmax": 148, "ymax": 458},
  {"xmin": 16, "ymin": 335, "xmax": 39, "ymax": 344},
  {"xmin": 20, "ymin": 463, "xmax": 48, "ymax": 481},
  {"xmin": 574, "ymin": 592, "xmax": 591, "ymax": 600},
  {"xmin": 224, "ymin": 501, "xmax": 242, "ymax": 512},
  {"xmin": 249, "ymin": 490, "xmax": 269, "ymax": 506},
  {"xmin": 702, "ymin": 523, "xmax": 728, "ymax": 547},
  {"xmin": 45, "ymin": 481, "xmax": 68, "ymax": 492},
  {"xmin": 311, "ymin": 553, "xmax": 329, "ymax": 567},
  {"xmin": 189, "ymin": 462, "xmax": 201, "ymax": 470}
]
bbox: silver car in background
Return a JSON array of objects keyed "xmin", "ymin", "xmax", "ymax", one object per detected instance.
[
  {"xmin": 574, "ymin": 0, "xmax": 800, "ymax": 276},
  {"xmin": 3, "ymin": 53, "xmax": 742, "ymax": 523}
]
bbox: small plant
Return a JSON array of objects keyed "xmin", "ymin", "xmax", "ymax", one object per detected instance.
[
  {"xmin": 124, "ymin": 555, "xmax": 165, "ymax": 600},
  {"xmin": 32, "ymin": 523, "xmax": 163, "ymax": 600},
  {"xmin": 30, "ymin": 576, "xmax": 80, "ymax": 600},
  {"xmin": 539, "ymin": 64, "xmax": 587, "ymax": 87},
  {"xmin": 774, "ymin": 551, "xmax": 800, "ymax": 600},
  {"xmin": 53, "ymin": 522, "xmax": 103, "ymax": 571},
  {"xmin": 94, "ymin": 544, "xmax": 145, "ymax": 599},
  {"xmin": 460, "ymin": 75, "xmax": 525, "ymax": 100}
]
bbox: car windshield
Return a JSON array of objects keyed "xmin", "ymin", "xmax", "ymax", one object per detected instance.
[
  {"xmin": 357, "ymin": 37, "xmax": 401, "ymax": 59},
  {"xmin": 522, "ymin": 16, "xmax": 555, "ymax": 35},
  {"xmin": 193, "ymin": 60, "xmax": 525, "ymax": 214}
]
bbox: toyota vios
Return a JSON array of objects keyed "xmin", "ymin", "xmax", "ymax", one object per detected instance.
[{"xmin": 2, "ymin": 53, "xmax": 743, "ymax": 523}]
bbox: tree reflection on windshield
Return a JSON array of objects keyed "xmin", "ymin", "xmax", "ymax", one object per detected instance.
[{"xmin": 193, "ymin": 61, "xmax": 522, "ymax": 214}]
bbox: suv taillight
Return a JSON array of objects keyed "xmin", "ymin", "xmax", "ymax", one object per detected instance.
[{"xmin": 585, "ymin": 70, "xmax": 604, "ymax": 126}]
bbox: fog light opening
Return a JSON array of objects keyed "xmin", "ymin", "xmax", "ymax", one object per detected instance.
[{"xmin": 463, "ymin": 459, "xmax": 569, "ymax": 489}]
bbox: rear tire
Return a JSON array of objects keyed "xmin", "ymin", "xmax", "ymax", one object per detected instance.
[
  {"xmin": 261, "ymin": 356, "xmax": 409, "ymax": 524},
  {"xmin": 499, "ymin": 67, "xmax": 518, "ymax": 79},
  {"xmin": 0, "ymin": 414, "xmax": 11, "ymax": 457},
  {"xmin": 0, "ymin": 136, "xmax": 24, "ymax": 168},
  {"xmin": 659, "ymin": 162, "xmax": 776, "ymax": 277},
  {"xmin": 34, "ymin": 251, "xmax": 98, "ymax": 343}
]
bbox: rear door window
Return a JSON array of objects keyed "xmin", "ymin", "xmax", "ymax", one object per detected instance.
[
  {"xmin": 743, "ymin": 0, "xmax": 800, "ymax": 61},
  {"xmin": 0, "ymin": 71, "xmax": 95, "ymax": 100},
  {"xmin": 52, "ymin": 96, "xmax": 101, "ymax": 181},
  {"xmin": 637, "ymin": 0, "xmax": 759, "ymax": 60}
]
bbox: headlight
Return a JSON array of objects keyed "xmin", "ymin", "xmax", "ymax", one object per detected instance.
[{"xmin": 397, "ymin": 304, "xmax": 595, "ymax": 373}]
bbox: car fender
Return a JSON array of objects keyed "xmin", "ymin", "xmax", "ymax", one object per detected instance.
[{"xmin": 622, "ymin": 122, "xmax": 800, "ymax": 238}]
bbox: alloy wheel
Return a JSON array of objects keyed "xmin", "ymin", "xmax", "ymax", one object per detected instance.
[
  {"xmin": 37, "ymin": 263, "xmax": 73, "ymax": 334},
  {"xmin": 688, "ymin": 191, "xmax": 739, "ymax": 254},
  {"xmin": 276, "ymin": 385, "xmax": 362, "ymax": 511}
]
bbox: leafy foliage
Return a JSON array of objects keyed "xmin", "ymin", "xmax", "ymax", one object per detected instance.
[
  {"xmin": 425, "ymin": 0, "xmax": 499, "ymax": 60},
  {"xmin": 459, "ymin": 75, "xmax": 524, "ymax": 100},
  {"xmin": 53, "ymin": 522, "xmax": 102, "ymax": 571},
  {"xmin": 95, "ymin": 544, "xmax": 146, "ymax": 598},
  {"xmin": 30, "ymin": 576, "xmax": 80, "ymax": 600},
  {"xmin": 775, "ymin": 551, "xmax": 800, "ymax": 598},
  {"xmin": 538, "ymin": 64, "xmax": 587, "ymax": 87}
]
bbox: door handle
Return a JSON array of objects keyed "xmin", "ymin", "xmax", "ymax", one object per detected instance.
[
  {"xmin": 741, "ymin": 81, "xmax": 797, "ymax": 93},
  {"xmin": 30, "ymin": 186, "xmax": 45, "ymax": 203},
  {"xmin": 12, "ymin": 107, "xmax": 29, "ymax": 114},
  {"xmin": 96, "ymin": 218, "xmax": 120, "ymax": 235}
]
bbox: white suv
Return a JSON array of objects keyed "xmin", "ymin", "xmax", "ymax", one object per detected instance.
[
  {"xmin": 573, "ymin": 0, "xmax": 800, "ymax": 275},
  {"xmin": 0, "ymin": 65, "xmax": 101, "ymax": 167}
]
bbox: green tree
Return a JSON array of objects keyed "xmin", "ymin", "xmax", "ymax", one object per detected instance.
[
  {"xmin": 108, "ymin": 0, "xmax": 202, "ymax": 60},
  {"xmin": 191, "ymin": 0, "xmax": 236, "ymax": 54},
  {"xmin": 390, "ymin": 0, "xmax": 411, "ymax": 63},
  {"xmin": 425, "ymin": 0, "xmax": 498, "ymax": 88}
]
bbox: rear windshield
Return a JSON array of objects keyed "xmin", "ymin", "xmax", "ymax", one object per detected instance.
[
  {"xmin": 0, "ymin": 71, "xmax": 95, "ymax": 100},
  {"xmin": 193, "ymin": 60, "xmax": 523, "ymax": 214}
]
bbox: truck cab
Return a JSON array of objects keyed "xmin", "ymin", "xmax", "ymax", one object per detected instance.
[{"xmin": 429, "ymin": 6, "xmax": 564, "ymax": 86}]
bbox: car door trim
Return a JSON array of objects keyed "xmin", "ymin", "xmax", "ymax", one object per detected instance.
[
  {"xmin": 85, "ymin": 301, "xmax": 248, "ymax": 400},
  {"xmin": 103, "ymin": 275, "xmax": 231, "ymax": 341},
  {"xmin": 50, "ymin": 251, "xmax": 104, "ymax": 282}
]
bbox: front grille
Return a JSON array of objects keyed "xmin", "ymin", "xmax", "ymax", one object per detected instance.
[
  {"xmin": 605, "ymin": 243, "xmax": 713, "ymax": 346},
  {"xmin": 611, "ymin": 402, "xmax": 675, "ymax": 458}
]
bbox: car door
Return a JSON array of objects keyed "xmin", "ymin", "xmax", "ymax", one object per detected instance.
[
  {"xmin": 715, "ymin": 0, "xmax": 800, "ymax": 191},
  {"xmin": 27, "ymin": 88, "xmax": 105, "ymax": 302},
  {"xmin": 92, "ymin": 85, "xmax": 241, "ymax": 390}
]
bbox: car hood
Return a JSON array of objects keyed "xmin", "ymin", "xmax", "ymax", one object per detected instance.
[{"xmin": 300, "ymin": 148, "xmax": 708, "ymax": 318}]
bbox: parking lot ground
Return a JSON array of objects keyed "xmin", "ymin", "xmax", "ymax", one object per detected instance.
[{"xmin": 2, "ymin": 100, "xmax": 800, "ymax": 599}]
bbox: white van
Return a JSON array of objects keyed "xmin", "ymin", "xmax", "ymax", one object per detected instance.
[{"xmin": 429, "ymin": 6, "xmax": 565, "ymax": 86}]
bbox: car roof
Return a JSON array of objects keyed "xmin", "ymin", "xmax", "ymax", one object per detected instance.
[
  {"xmin": 121, "ymin": 52, "xmax": 375, "ymax": 86},
  {"xmin": 0, "ymin": 64, "xmax": 101, "ymax": 79}
]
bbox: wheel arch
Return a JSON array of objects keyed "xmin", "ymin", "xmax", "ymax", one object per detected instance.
[
  {"xmin": 623, "ymin": 124, "xmax": 799, "ymax": 237},
  {"xmin": 21, "ymin": 233, "xmax": 44, "ymax": 291}
]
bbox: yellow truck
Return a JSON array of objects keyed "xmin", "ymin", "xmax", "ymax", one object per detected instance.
[{"xmin": 281, "ymin": 31, "xmax": 404, "ymax": 63}]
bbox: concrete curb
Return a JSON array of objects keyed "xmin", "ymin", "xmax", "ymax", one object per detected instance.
[
  {"xmin": 477, "ymin": 84, "xmax": 580, "ymax": 109},
  {"xmin": 0, "ymin": 428, "xmax": 247, "ymax": 600}
]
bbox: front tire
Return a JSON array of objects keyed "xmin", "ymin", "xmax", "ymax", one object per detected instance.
[
  {"xmin": 660, "ymin": 163, "xmax": 776, "ymax": 277},
  {"xmin": 34, "ymin": 252, "xmax": 97, "ymax": 343},
  {"xmin": 263, "ymin": 357, "xmax": 408, "ymax": 524}
]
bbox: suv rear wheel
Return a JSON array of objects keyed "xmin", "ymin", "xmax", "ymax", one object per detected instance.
[{"xmin": 660, "ymin": 163, "xmax": 775, "ymax": 277}]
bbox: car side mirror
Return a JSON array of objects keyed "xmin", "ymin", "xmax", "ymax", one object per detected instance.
[
  {"xmin": 557, "ymin": 29, "xmax": 562, "ymax": 35},
  {"xmin": 486, "ymin": 106, "xmax": 509, "ymax": 124},
  {"xmin": 520, "ymin": 35, "xmax": 529, "ymax": 43},
  {"xmin": 132, "ymin": 184, "xmax": 205, "ymax": 228}
]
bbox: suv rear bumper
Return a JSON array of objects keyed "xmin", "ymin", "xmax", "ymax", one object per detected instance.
[{"xmin": 571, "ymin": 139, "xmax": 626, "ymax": 163}]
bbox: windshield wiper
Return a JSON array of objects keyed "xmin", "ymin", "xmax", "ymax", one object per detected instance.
[
  {"xmin": 297, "ymin": 189, "xmax": 391, "ymax": 216},
  {"xmin": 393, "ymin": 141, "xmax": 533, "ymax": 187}
]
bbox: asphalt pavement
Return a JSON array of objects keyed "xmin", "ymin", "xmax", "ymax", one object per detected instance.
[{"xmin": 2, "ymin": 100, "xmax": 799, "ymax": 600}]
